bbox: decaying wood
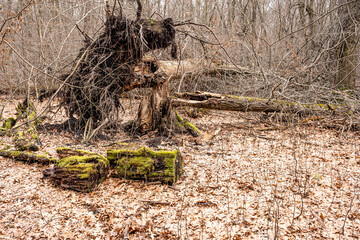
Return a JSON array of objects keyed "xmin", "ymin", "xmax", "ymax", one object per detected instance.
[
  {"xmin": 135, "ymin": 57, "xmax": 250, "ymax": 79},
  {"xmin": 0, "ymin": 150, "xmax": 56, "ymax": 164},
  {"xmin": 107, "ymin": 143, "xmax": 183, "ymax": 184},
  {"xmin": 172, "ymin": 91, "xmax": 348, "ymax": 115},
  {"xmin": 43, "ymin": 150, "xmax": 109, "ymax": 192}
]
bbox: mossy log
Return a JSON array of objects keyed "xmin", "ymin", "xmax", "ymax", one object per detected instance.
[
  {"xmin": 107, "ymin": 144, "xmax": 183, "ymax": 184},
  {"xmin": 175, "ymin": 110, "xmax": 200, "ymax": 137},
  {"xmin": 43, "ymin": 153, "xmax": 109, "ymax": 192},
  {"xmin": 172, "ymin": 91, "xmax": 348, "ymax": 115},
  {"xmin": 0, "ymin": 150, "xmax": 56, "ymax": 164}
]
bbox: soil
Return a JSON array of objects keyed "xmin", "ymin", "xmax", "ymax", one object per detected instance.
[{"xmin": 0, "ymin": 96, "xmax": 360, "ymax": 239}]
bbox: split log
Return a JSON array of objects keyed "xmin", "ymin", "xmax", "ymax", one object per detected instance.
[
  {"xmin": 107, "ymin": 144, "xmax": 183, "ymax": 184},
  {"xmin": 172, "ymin": 91, "xmax": 348, "ymax": 115},
  {"xmin": 43, "ymin": 152, "xmax": 109, "ymax": 193},
  {"xmin": 0, "ymin": 150, "xmax": 56, "ymax": 164}
]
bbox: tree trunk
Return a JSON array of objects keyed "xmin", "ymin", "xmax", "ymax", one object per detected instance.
[{"xmin": 335, "ymin": 0, "xmax": 360, "ymax": 88}]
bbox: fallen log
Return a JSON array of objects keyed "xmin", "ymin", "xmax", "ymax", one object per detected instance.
[
  {"xmin": 0, "ymin": 150, "xmax": 56, "ymax": 164},
  {"xmin": 172, "ymin": 91, "xmax": 347, "ymax": 115},
  {"xmin": 43, "ymin": 151, "xmax": 109, "ymax": 193},
  {"xmin": 107, "ymin": 144, "xmax": 183, "ymax": 184},
  {"xmin": 137, "ymin": 57, "xmax": 250, "ymax": 78}
]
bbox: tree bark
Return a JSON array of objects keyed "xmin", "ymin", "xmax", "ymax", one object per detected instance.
[{"xmin": 335, "ymin": 0, "xmax": 360, "ymax": 88}]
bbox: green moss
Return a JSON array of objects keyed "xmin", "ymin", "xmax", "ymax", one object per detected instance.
[
  {"xmin": 56, "ymin": 154, "xmax": 109, "ymax": 180},
  {"xmin": 57, "ymin": 155, "xmax": 108, "ymax": 168},
  {"xmin": 0, "ymin": 150, "xmax": 56, "ymax": 163},
  {"xmin": 110, "ymin": 144, "xmax": 181, "ymax": 183},
  {"xmin": 2, "ymin": 117, "xmax": 16, "ymax": 130},
  {"xmin": 183, "ymin": 121, "xmax": 200, "ymax": 135},
  {"xmin": 108, "ymin": 147, "xmax": 177, "ymax": 159},
  {"xmin": 175, "ymin": 110, "xmax": 184, "ymax": 123},
  {"xmin": 17, "ymin": 131, "xmax": 25, "ymax": 139},
  {"xmin": 117, "ymin": 156, "xmax": 154, "ymax": 177}
]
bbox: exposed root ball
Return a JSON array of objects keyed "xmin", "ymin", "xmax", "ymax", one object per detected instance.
[{"xmin": 62, "ymin": 14, "xmax": 176, "ymax": 131}]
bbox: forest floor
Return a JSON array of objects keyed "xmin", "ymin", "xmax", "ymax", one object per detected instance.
[{"xmin": 0, "ymin": 95, "xmax": 359, "ymax": 239}]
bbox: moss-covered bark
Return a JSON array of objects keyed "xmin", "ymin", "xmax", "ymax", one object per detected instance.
[
  {"xmin": 43, "ymin": 150, "xmax": 109, "ymax": 192},
  {"xmin": 0, "ymin": 150, "xmax": 56, "ymax": 164},
  {"xmin": 0, "ymin": 117, "xmax": 17, "ymax": 136},
  {"xmin": 175, "ymin": 110, "xmax": 200, "ymax": 137},
  {"xmin": 56, "ymin": 147, "xmax": 99, "ymax": 159},
  {"xmin": 12, "ymin": 99, "xmax": 41, "ymax": 151},
  {"xmin": 14, "ymin": 131, "xmax": 39, "ymax": 151},
  {"xmin": 107, "ymin": 143, "xmax": 183, "ymax": 184}
]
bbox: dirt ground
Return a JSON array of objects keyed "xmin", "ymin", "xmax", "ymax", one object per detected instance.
[{"xmin": 0, "ymin": 96, "xmax": 359, "ymax": 239}]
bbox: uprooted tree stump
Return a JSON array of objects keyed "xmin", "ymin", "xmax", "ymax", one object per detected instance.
[
  {"xmin": 59, "ymin": 0, "xmax": 177, "ymax": 134},
  {"xmin": 107, "ymin": 144, "xmax": 183, "ymax": 184},
  {"xmin": 43, "ymin": 149, "xmax": 109, "ymax": 192}
]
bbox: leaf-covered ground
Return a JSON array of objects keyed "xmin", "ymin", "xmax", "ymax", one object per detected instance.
[{"xmin": 0, "ymin": 96, "xmax": 359, "ymax": 239}]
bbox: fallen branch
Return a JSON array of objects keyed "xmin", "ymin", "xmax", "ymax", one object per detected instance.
[{"xmin": 0, "ymin": 150, "xmax": 56, "ymax": 164}]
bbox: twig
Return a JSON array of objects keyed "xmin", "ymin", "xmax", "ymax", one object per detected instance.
[
  {"xmin": 0, "ymin": 0, "xmax": 34, "ymax": 46},
  {"xmin": 270, "ymin": 0, "xmax": 358, "ymax": 46},
  {"xmin": 341, "ymin": 193, "xmax": 356, "ymax": 235},
  {"xmin": 75, "ymin": 24, "xmax": 93, "ymax": 43},
  {"xmin": 174, "ymin": 21, "xmax": 245, "ymax": 74}
]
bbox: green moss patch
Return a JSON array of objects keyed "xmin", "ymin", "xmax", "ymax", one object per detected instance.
[
  {"xmin": 107, "ymin": 144, "xmax": 183, "ymax": 184},
  {"xmin": 175, "ymin": 110, "xmax": 200, "ymax": 137}
]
